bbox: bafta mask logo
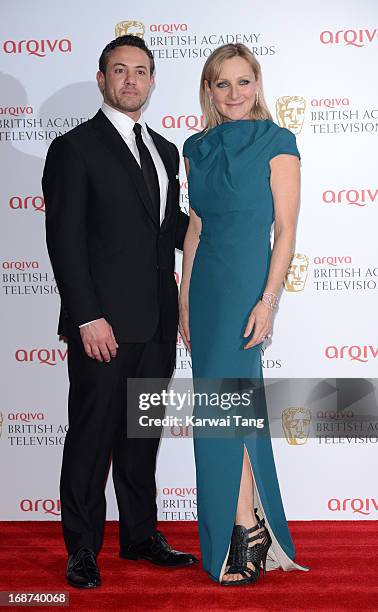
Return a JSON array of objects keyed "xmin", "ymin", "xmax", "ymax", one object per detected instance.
[
  {"xmin": 115, "ymin": 20, "xmax": 145, "ymax": 39},
  {"xmin": 0, "ymin": 412, "xmax": 3, "ymax": 438},
  {"xmin": 284, "ymin": 253, "xmax": 309, "ymax": 292},
  {"xmin": 276, "ymin": 96, "xmax": 306, "ymax": 134},
  {"xmin": 282, "ymin": 407, "xmax": 311, "ymax": 445}
]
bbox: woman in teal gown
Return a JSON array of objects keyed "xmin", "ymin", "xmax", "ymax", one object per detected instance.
[{"xmin": 179, "ymin": 43, "xmax": 309, "ymax": 585}]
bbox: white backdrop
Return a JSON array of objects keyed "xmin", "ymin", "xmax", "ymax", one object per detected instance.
[{"xmin": 1, "ymin": 0, "xmax": 378, "ymax": 522}]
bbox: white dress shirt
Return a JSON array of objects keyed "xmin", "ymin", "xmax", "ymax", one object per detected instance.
[
  {"xmin": 101, "ymin": 102, "xmax": 168, "ymax": 224},
  {"xmin": 80, "ymin": 102, "xmax": 169, "ymax": 328}
]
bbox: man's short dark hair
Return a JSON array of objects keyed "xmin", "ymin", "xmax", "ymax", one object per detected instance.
[{"xmin": 98, "ymin": 35, "xmax": 155, "ymax": 75}]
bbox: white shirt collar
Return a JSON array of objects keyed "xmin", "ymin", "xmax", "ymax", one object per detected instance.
[{"xmin": 101, "ymin": 102, "xmax": 150, "ymax": 140}]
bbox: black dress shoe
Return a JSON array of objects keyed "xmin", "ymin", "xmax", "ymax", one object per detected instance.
[
  {"xmin": 120, "ymin": 530, "xmax": 199, "ymax": 568},
  {"xmin": 66, "ymin": 548, "xmax": 101, "ymax": 588}
]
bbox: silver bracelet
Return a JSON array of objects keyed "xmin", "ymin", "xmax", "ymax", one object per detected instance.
[{"xmin": 261, "ymin": 292, "xmax": 278, "ymax": 310}]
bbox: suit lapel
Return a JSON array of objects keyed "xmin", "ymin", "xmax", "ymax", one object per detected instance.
[{"xmin": 91, "ymin": 110, "xmax": 159, "ymax": 227}]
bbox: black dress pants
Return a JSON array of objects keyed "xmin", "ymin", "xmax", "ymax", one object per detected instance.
[{"xmin": 60, "ymin": 324, "xmax": 176, "ymax": 555}]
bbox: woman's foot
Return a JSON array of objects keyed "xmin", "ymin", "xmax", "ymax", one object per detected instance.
[{"xmin": 221, "ymin": 511, "xmax": 271, "ymax": 585}]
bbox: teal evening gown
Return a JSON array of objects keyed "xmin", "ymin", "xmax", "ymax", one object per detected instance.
[{"xmin": 183, "ymin": 119, "xmax": 309, "ymax": 583}]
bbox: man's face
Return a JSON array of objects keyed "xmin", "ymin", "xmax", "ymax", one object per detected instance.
[{"xmin": 97, "ymin": 45, "xmax": 154, "ymax": 118}]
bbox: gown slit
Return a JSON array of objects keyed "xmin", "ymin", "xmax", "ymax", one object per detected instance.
[{"xmin": 218, "ymin": 443, "xmax": 308, "ymax": 583}]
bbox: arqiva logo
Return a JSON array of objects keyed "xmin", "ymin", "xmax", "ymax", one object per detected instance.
[
  {"xmin": 8, "ymin": 412, "xmax": 45, "ymax": 422},
  {"xmin": 3, "ymin": 39, "xmax": 72, "ymax": 57},
  {"xmin": 162, "ymin": 114, "xmax": 205, "ymax": 132},
  {"xmin": 316, "ymin": 410, "xmax": 354, "ymax": 419},
  {"xmin": 320, "ymin": 28, "xmax": 377, "ymax": 47},
  {"xmin": 15, "ymin": 348, "xmax": 67, "ymax": 366},
  {"xmin": 328, "ymin": 498, "xmax": 378, "ymax": 515},
  {"xmin": 9, "ymin": 195, "xmax": 45, "ymax": 212},
  {"xmin": 325, "ymin": 345, "xmax": 378, "ymax": 363},
  {"xmin": 311, "ymin": 98, "xmax": 349, "ymax": 108},
  {"xmin": 2, "ymin": 260, "xmax": 39, "ymax": 270},
  {"xmin": 149, "ymin": 23, "xmax": 188, "ymax": 33},
  {"xmin": 20, "ymin": 499, "xmax": 61, "ymax": 515},
  {"xmin": 322, "ymin": 188, "xmax": 378, "ymax": 207},
  {"xmin": 161, "ymin": 487, "xmax": 196, "ymax": 497},
  {"xmin": 0, "ymin": 106, "xmax": 33, "ymax": 116},
  {"xmin": 313, "ymin": 255, "xmax": 352, "ymax": 266}
]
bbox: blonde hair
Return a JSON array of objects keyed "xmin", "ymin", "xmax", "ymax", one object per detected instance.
[{"xmin": 200, "ymin": 43, "xmax": 272, "ymax": 129}]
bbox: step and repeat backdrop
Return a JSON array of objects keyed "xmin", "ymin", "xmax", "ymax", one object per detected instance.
[{"xmin": 1, "ymin": 0, "xmax": 377, "ymax": 522}]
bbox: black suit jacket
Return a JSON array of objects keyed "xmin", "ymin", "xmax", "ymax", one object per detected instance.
[{"xmin": 42, "ymin": 109, "xmax": 188, "ymax": 343}]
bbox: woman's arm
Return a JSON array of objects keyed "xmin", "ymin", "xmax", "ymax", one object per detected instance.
[
  {"xmin": 243, "ymin": 153, "xmax": 300, "ymax": 349},
  {"xmin": 179, "ymin": 158, "xmax": 202, "ymax": 352}
]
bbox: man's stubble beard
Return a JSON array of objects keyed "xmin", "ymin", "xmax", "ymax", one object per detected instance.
[
  {"xmin": 116, "ymin": 97, "xmax": 145, "ymax": 113},
  {"xmin": 105, "ymin": 86, "xmax": 149, "ymax": 115}
]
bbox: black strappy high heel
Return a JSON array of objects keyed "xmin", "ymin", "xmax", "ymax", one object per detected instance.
[{"xmin": 222, "ymin": 513, "xmax": 272, "ymax": 586}]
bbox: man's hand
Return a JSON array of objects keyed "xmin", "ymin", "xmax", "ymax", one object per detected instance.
[{"xmin": 79, "ymin": 318, "xmax": 119, "ymax": 362}]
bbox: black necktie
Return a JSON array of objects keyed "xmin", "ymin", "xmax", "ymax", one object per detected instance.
[{"xmin": 133, "ymin": 123, "xmax": 160, "ymax": 222}]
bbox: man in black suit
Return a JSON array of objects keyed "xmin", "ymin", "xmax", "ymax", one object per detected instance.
[{"xmin": 42, "ymin": 35, "xmax": 195, "ymax": 588}]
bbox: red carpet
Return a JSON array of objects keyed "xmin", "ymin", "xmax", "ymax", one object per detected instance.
[{"xmin": 1, "ymin": 521, "xmax": 377, "ymax": 611}]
